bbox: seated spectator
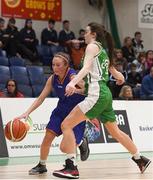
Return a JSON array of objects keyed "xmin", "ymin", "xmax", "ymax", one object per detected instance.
[
  {"xmin": 127, "ymin": 63, "xmax": 142, "ymax": 88},
  {"xmin": 0, "ymin": 18, "xmax": 5, "ymax": 53},
  {"xmin": 140, "ymin": 66, "xmax": 153, "ymax": 100},
  {"xmin": 78, "ymin": 29, "xmax": 86, "ymax": 48},
  {"xmin": 133, "ymin": 52, "xmax": 146, "ymax": 76},
  {"xmin": 121, "ymin": 36, "xmax": 136, "ymax": 63},
  {"xmin": 108, "ymin": 62, "xmax": 127, "ymax": 98},
  {"xmin": 20, "ymin": 19, "xmax": 38, "ymax": 53},
  {"xmin": 0, "ymin": 79, "xmax": 24, "ymax": 98},
  {"xmin": 132, "ymin": 31, "xmax": 144, "ymax": 57},
  {"xmin": 3, "ymin": 17, "xmax": 20, "ymax": 57},
  {"xmin": 145, "ymin": 50, "xmax": 153, "ymax": 73},
  {"xmin": 113, "ymin": 49, "xmax": 127, "ymax": 71},
  {"xmin": 58, "ymin": 20, "xmax": 75, "ymax": 52},
  {"xmin": 41, "ymin": 19, "xmax": 59, "ymax": 55},
  {"xmin": 69, "ymin": 40, "xmax": 85, "ymax": 70},
  {"xmin": 118, "ymin": 85, "xmax": 133, "ymax": 100}
]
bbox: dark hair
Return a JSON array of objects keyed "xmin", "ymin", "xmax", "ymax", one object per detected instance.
[
  {"xmin": 130, "ymin": 63, "xmax": 137, "ymax": 68},
  {"xmin": 48, "ymin": 19, "xmax": 55, "ymax": 25},
  {"xmin": 88, "ymin": 22, "xmax": 114, "ymax": 66},
  {"xmin": 5, "ymin": 79, "xmax": 18, "ymax": 97},
  {"xmin": 0, "ymin": 18, "xmax": 5, "ymax": 24},
  {"xmin": 146, "ymin": 50, "xmax": 153, "ymax": 58},
  {"xmin": 54, "ymin": 52, "xmax": 70, "ymax": 65},
  {"xmin": 134, "ymin": 31, "xmax": 141, "ymax": 37},
  {"xmin": 79, "ymin": 29, "xmax": 85, "ymax": 34},
  {"xmin": 137, "ymin": 52, "xmax": 146, "ymax": 60},
  {"xmin": 8, "ymin": 17, "xmax": 16, "ymax": 24},
  {"xmin": 63, "ymin": 20, "xmax": 69, "ymax": 24},
  {"xmin": 25, "ymin": 19, "xmax": 32, "ymax": 28}
]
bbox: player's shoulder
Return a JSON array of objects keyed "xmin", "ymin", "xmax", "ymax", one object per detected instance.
[
  {"xmin": 68, "ymin": 68, "xmax": 77, "ymax": 75},
  {"xmin": 86, "ymin": 42, "xmax": 100, "ymax": 54},
  {"xmin": 87, "ymin": 43, "xmax": 98, "ymax": 49}
]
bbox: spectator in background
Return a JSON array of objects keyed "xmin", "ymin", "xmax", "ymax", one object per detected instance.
[
  {"xmin": 78, "ymin": 29, "xmax": 86, "ymax": 48},
  {"xmin": 68, "ymin": 40, "xmax": 85, "ymax": 70},
  {"xmin": 0, "ymin": 18, "xmax": 5, "ymax": 55},
  {"xmin": 133, "ymin": 52, "xmax": 146, "ymax": 76},
  {"xmin": 121, "ymin": 36, "xmax": 136, "ymax": 63},
  {"xmin": 113, "ymin": 49, "xmax": 127, "ymax": 71},
  {"xmin": 132, "ymin": 31, "xmax": 144, "ymax": 57},
  {"xmin": 108, "ymin": 62, "xmax": 127, "ymax": 98},
  {"xmin": 118, "ymin": 85, "xmax": 133, "ymax": 100},
  {"xmin": 0, "ymin": 79, "xmax": 24, "ymax": 98},
  {"xmin": 140, "ymin": 66, "xmax": 153, "ymax": 100},
  {"xmin": 127, "ymin": 63, "xmax": 142, "ymax": 88},
  {"xmin": 20, "ymin": 19, "xmax": 38, "ymax": 55},
  {"xmin": 58, "ymin": 20, "xmax": 75, "ymax": 52},
  {"xmin": 145, "ymin": 50, "xmax": 153, "ymax": 73},
  {"xmin": 41, "ymin": 19, "xmax": 59, "ymax": 55},
  {"xmin": 17, "ymin": 19, "xmax": 40, "ymax": 63},
  {"xmin": 3, "ymin": 17, "xmax": 20, "ymax": 57}
]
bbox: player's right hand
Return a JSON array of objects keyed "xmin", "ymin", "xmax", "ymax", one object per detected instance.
[{"xmin": 16, "ymin": 112, "xmax": 29, "ymax": 120}]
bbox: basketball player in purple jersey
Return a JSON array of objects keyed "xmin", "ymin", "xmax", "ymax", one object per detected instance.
[{"xmin": 17, "ymin": 52, "xmax": 89, "ymax": 175}]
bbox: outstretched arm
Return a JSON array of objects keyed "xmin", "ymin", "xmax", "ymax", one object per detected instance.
[{"xmin": 17, "ymin": 76, "xmax": 53, "ymax": 119}]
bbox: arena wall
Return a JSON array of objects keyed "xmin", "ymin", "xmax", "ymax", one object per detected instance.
[{"xmin": 0, "ymin": 98, "xmax": 153, "ymax": 157}]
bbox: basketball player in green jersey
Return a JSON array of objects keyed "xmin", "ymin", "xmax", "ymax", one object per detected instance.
[{"xmin": 53, "ymin": 22, "xmax": 151, "ymax": 179}]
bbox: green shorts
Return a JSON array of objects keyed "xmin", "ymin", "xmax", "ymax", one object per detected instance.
[{"xmin": 78, "ymin": 82, "xmax": 116, "ymax": 124}]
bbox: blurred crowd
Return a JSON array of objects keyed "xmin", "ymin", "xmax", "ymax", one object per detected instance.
[{"xmin": 0, "ymin": 17, "xmax": 153, "ymax": 99}]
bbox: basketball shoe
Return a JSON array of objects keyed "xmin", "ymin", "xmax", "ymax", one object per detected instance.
[
  {"xmin": 52, "ymin": 159, "xmax": 79, "ymax": 179},
  {"xmin": 79, "ymin": 137, "xmax": 90, "ymax": 161},
  {"xmin": 132, "ymin": 156, "xmax": 151, "ymax": 173},
  {"xmin": 29, "ymin": 162, "xmax": 47, "ymax": 175}
]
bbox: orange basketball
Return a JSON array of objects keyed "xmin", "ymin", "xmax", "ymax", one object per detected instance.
[{"xmin": 4, "ymin": 118, "xmax": 27, "ymax": 142}]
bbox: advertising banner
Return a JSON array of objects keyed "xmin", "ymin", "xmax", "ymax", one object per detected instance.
[
  {"xmin": 0, "ymin": 99, "xmax": 153, "ymax": 157},
  {"xmin": 138, "ymin": 0, "xmax": 153, "ymax": 29},
  {"xmin": 1, "ymin": 0, "xmax": 62, "ymax": 21},
  {"xmin": 0, "ymin": 109, "xmax": 8, "ymax": 157}
]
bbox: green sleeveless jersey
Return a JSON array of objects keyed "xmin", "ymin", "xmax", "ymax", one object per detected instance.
[{"xmin": 82, "ymin": 42, "xmax": 109, "ymax": 94}]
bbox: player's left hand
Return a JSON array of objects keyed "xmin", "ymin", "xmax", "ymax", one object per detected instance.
[
  {"xmin": 65, "ymin": 82, "xmax": 76, "ymax": 96},
  {"xmin": 116, "ymin": 73, "xmax": 125, "ymax": 85},
  {"xmin": 116, "ymin": 78, "xmax": 124, "ymax": 85}
]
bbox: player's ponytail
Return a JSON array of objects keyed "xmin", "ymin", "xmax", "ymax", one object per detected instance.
[{"xmin": 103, "ymin": 30, "xmax": 114, "ymax": 66}]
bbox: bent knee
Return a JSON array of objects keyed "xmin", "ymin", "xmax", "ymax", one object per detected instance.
[
  {"xmin": 60, "ymin": 143, "xmax": 66, "ymax": 153},
  {"xmin": 61, "ymin": 120, "xmax": 72, "ymax": 131}
]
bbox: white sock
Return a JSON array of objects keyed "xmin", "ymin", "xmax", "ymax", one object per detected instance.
[
  {"xmin": 133, "ymin": 151, "xmax": 141, "ymax": 160},
  {"xmin": 39, "ymin": 159, "xmax": 46, "ymax": 165},
  {"xmin": 78, "ymin": 140, "xmax": 83, "ymax": 147},
  {"xmin": 66, "ymin": 154, "xmax": 76, "ymax": 165}
]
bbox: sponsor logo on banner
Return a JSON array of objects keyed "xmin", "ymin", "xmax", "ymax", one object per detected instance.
[
  {"xmin": 1, "ymin": 0, "xmax": 62, "ymax": 21},
  {"xmin": 103, "ymin": 110, "xmax": 132, "ymax": 143},
  {"xmin": 138, "ymin": 0, "xmax": 153, "ymax": 29},
  {"xmin": 92, "ymin": 110, "xmax": 132, "ymax": 144},
  {"xmin": 85, "ymin": 119, "xmax": 105, "ymax": 144}
]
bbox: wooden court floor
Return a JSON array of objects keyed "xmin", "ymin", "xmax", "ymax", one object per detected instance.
[{"xmin": 0, "ymin": 157, "xmax": 152, "ymax": 179}]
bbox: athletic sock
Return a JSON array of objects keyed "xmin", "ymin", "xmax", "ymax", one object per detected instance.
[
  {"xmin": 78, "ymin": 140, "xmax": 83, "ymax": 147},
  {"xmin": 39, "ymin": 159, "xmax": 46, "ymax": 165},
  {"xmin": 133, "ymin": 151, "xmax": 141, "ymax": 160},
  {"xmin": 66, "ymin": 153, "xmax": 76, "ymax": 165}
]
